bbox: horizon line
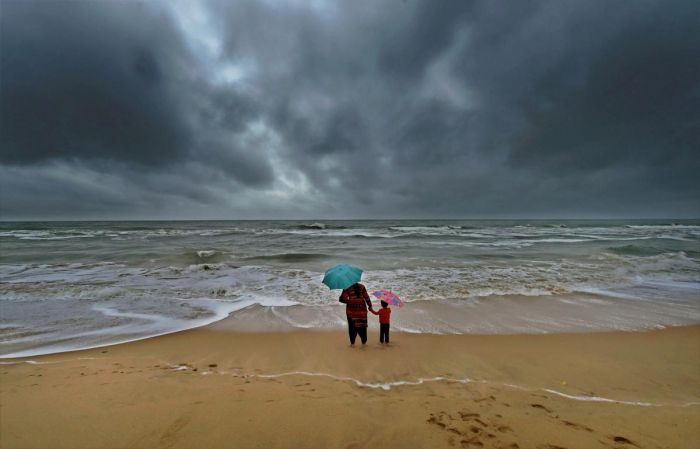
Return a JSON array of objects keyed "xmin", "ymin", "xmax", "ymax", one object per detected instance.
[{"xmin": 1, "ymin": 217, "xmax": 698, "ymax": 222}]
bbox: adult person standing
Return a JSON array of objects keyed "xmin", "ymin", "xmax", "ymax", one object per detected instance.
[{"xmin": 339, "ymin": 282, "xmax": 373, "ymax": 346}]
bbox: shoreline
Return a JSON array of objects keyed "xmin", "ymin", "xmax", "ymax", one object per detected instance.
[
  {"xmin": 2, "ymin": 324, "xmax": 699, "ymax": 448},
  {"xmin": 4, "ymin": 295, "xmax": 699, "ymax": 359},
  {"xmin": 2, "ymin": 322, "xmax": 696, "ymax": 361},
  {"xmin": 4, "ymin": 220, "xmax": 698, "ymax": 362}
]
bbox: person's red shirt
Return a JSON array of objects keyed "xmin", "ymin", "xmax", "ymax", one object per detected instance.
[{"xmin": 371, "ymin": 307, "xmax": 391, "ymax": 324}]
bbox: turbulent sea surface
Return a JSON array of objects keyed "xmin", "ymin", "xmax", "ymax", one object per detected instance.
[{"xmin": 1, "ymin": 220, "xmax": 699, "ymax": 357}]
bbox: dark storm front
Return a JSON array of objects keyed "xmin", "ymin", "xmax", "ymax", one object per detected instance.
[{"xmin": 1, "ymin": 220, "xmax": 699, "ymax": 357}]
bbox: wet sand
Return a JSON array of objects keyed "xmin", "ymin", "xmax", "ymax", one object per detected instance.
[{"xmin": 1, "ymin": 325, "xmax": 699, "ymax": 449}]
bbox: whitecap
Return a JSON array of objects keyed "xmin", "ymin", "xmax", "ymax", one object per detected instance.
[{"xmin": 196, "ymin": 250, "xmax": 218, "ymax": 258}]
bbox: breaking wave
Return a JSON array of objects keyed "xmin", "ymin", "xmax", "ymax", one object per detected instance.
[{"xmin": 1, "ymin": 219, "xmax": 698, "ymax": 357}]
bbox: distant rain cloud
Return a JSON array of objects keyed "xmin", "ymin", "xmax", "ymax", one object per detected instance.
[{"xmin": 1, "ymin": 0, "xmax": 698, "ymax": 219}]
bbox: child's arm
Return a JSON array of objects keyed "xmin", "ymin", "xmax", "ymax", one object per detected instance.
[{"xmin": 369, "ymin": 308, "xmax": 379, "ymax": 315}]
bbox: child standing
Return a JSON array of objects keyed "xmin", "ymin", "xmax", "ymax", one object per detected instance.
[{"xmin": 370, "ymin": 300, "xmax": 392, "ymax": 344}]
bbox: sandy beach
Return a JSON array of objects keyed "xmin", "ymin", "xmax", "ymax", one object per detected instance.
[
  {"xmin": 1, "ymin": 324, "xmax": 698, "ymax": 449},
  {"xmin": 3, "ymin": 0, "xmax": 699, "ymax": 446}
]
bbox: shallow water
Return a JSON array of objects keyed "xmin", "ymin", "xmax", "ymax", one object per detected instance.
[{"xmin": 1, "ymin": 219, "xmax": 699, "ymax": 357}]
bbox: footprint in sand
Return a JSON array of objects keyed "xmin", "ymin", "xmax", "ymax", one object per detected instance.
[
  {"xmin": 427, "ymin": 415, "xmax": 447, "ymax": 429},
  {"xmin": 431, "ymin": 408, "xmax": 524, "ymax": 449},
  {"xmin": 529, "ymin": 403, "xmax": 597, "ymax": 435},
  {"xmin": 562, "ymin": 420, "xmax": 593, "ymax": 432},
  {"xmin": 460, "ymin": 436, "xmax": 483, "ymax": 448},
  {"xmin": 159, "ymin": 414, "xmax": 192, "ymax": 448},
  {"xmin": 468, "ymin": 425, "xmax": 482, "ymax": 434},
  {"xmin": 457, "ymin": 411, "xmax": 489, "ymax": 429},
  {"xmin": 609, "ymin": 436, "xmax": 638, "ymax": 447},
  {"xmin": 530, "ymin": 403, "xmax": 553, "ymax": 413}
]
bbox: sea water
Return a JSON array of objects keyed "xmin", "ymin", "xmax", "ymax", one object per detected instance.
[{"xmin": 1, "ymin": 220, "xmax": 698, "ymax": 357}]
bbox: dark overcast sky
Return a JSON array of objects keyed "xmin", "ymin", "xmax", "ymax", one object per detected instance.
[{"xmin": 1, "ymin": 0, "xmax": 699, "ymax": 220}]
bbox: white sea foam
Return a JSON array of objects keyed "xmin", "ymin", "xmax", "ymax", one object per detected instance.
[
  {"xmin": 541, "ymin": 389, "xmax": 654, "ymax": 406},
  {"xmin": 1, "ymin": 299, "xmax": 243, "ymax": 359},
  {"xmin": 2, "ymin": 220, "xmax": 698, "ymax": 356},
  {"xmin": 0, "ymin": 360, "xmax": 59, "ymax": 365},
  {"xmin": 626, "ymin": 225, "xmax": 700, "ymax": 230},
  {"xmin": 196, "ymin": 250, "xmax": 218, "ymax": 258},
  {"xmin": 253, "ymin": 371, "xmax": 466, "ymax": 391},
  {"xmin": 212, "ymin": 370, "xmax": 697, "ymax": 407}
]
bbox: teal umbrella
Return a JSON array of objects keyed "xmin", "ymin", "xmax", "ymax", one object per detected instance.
[{"xmin": 322, "ymin": 264, "xmax": 363, "ymax": 290}]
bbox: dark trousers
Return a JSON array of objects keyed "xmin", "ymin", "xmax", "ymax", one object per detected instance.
[
  {"xmin": 380, "ymin": 323, "xmax": 390, "ymax": 343},
  {"xmin": 347, "ymin": 317, "xmax": 367, "ymax": 344}
]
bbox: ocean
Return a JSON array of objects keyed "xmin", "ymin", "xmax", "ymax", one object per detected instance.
[{"xmin": 1, "ymin": 219, "xmax": 698, "ymax": 358}]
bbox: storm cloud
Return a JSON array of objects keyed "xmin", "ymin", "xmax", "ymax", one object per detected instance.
[{"xmin": 1, "ymin": 0, "xmax": 698, "ymax": 219}]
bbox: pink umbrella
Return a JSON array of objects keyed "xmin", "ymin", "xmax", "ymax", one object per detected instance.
[{"xmin": 371, "ymin": 290, "xmax": 404, "ymax": 307}]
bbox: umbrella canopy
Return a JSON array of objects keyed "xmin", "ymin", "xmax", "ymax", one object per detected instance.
[
  {"xmin": 322, "ymin": 264, "xmax": 363, "ymax": 290},
  {"xmin": 372, "ymin": 290, "xmax": 404, "ymax": 307}
]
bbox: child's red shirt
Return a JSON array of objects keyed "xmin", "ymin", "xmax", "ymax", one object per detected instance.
[{"xmin": 371, "ymin": 307, "xmax": 391, "ymax": 324}]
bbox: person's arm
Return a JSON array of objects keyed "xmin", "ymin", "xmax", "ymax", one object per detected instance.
[
  {"xmin": 361, "ymin": 285, "xmax": 373, "ymax": 310},
  {"xmin": 369, "ymin": 308, "xmax": 379, "ymax": 315},
  {"xmin": 339, "ymin": 291, "xmax": 348, "ymax": 304}
]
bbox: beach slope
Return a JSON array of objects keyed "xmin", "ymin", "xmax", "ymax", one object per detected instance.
[{"xmin": 1, "ymin": 326, "xmax": 699, "ymax": 449}]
